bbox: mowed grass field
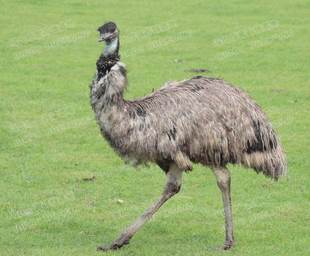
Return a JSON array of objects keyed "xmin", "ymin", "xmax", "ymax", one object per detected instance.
[{"xmin": 1, "ymin": 0, "xmax": 309, "ymax": 255}]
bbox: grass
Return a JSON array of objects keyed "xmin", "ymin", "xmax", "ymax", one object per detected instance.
[{"xmin": 0, "ymin": 0, "xmax": 309, "ymax": 255}]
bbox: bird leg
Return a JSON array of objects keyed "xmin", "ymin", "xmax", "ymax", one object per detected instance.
[
  {"xmin": 97, "ymin": 163, "xmax": 183, "ymax": 251},
  {"xmin": 212, "ymin": 167, "xmax": 234, "ymax": 250}
]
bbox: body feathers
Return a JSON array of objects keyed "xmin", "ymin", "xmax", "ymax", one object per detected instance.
[{"xmin": 90, "ymin": 63, "xmax": 286, "ymax": 179}]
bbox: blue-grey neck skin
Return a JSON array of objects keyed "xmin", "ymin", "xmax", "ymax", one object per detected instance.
[{"xmin": 104, "ymin": 37, "xmax": 118, "ymax": 56}]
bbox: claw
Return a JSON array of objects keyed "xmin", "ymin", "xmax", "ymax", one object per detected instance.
[
  {"xmin": 97, "ymin": 236, "xmax": 131, "ymax": 252},
  {"xmin": 97, "ymin": 245, "xmax": 110, "ymax": 252},
  {"xmin": 97, "ymin": 243, "xmax": 120, "ymax": 252},
  {"xmin": 223, "ymin": 239, "xmax": 234, "ymax": 250}
]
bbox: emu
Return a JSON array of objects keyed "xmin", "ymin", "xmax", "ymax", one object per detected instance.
[{"xmin": 90, "ymin": 22, "xmax": 287, "ymax": 252}]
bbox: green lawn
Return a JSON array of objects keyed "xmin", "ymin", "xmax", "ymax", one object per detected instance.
[{"xmin": 1, "ymin": 0, "xmax": 309, "ymax": 255}]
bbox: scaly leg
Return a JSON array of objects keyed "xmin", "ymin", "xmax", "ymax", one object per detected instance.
[
  {"xmin": 212, "ymin": 166, "xmax": 234, "ymax": 250},
  {"xmin": 97, "ymin": 163, "xmax": 183, "ymax": 251}
]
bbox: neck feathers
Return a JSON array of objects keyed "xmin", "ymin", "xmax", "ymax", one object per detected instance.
[
  {"xmin": 91, "ymin": 63, "xmax": 127, "ymax": 111},
  {"xmin": 96, "ymin": 37, "xmax": 120, "ymax": 80}
]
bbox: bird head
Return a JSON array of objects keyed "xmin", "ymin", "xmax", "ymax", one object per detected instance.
[{"xmin": 97, "ymin": 21, "xmax": 119, "ymax": 57}]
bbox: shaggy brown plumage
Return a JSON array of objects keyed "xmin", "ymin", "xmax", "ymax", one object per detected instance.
[
  {"xmin": 91, "ymin": 70, "xmax": 286, "ymax": 179},
  {"xmin": 90, "ymin": 22, "xmax": 287, "ymax": 252}
]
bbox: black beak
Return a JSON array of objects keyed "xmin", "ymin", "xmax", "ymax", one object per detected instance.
[
  {"xmin": 98, "ymin": 30, "xmax": 118, "ymax": 43},
  {"xmin": 98, "ymin": 33, "xmax": 112, "ymax": 42}
]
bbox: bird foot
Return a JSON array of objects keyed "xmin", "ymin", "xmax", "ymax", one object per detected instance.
[
  {"xmin": 97, "ymin": 235, "xmax": 131, "ymax": 252},
  {"xmin": 223, "ymin": 239, "xmax": 234, "ymax": 250}
]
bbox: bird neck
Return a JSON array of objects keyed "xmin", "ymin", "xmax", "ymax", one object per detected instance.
[
  {"xmin": 103, "ymin": 37, "xmax": 119, "ymax": 57},
  {"xmin": 90, "ymin": 64, "xmax": 127, "ymax": 113},
  {"xmin": 90, "ymin": 64, "xmax": 128, "ymax": 144}
]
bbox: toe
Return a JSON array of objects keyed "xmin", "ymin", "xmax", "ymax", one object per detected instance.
[{"xmin": 223, "ymin": 240, "xmax": 234, "ymax": 250}]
